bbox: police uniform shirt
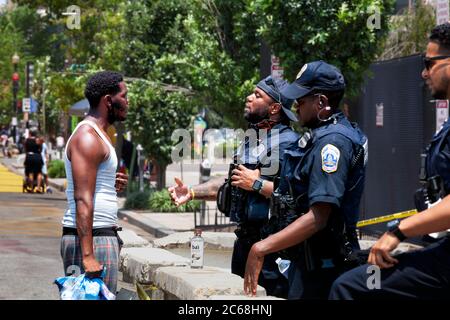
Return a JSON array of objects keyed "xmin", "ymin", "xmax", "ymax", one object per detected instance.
[
  {"xmin": 426, "ymin": 119, "xmax": 450, "ymax": 194},
  {"xmin": 298, "ymin": 114, "xmax": 354, "ymax": 209},
  {"xmin": 292, "ymin": 112, "xmax": 367, "ymax": 252}
]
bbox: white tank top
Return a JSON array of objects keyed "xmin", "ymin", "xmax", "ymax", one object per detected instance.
[{"xmin": 62, "ymin": 120, "xmax": 118, "ymax": 229}]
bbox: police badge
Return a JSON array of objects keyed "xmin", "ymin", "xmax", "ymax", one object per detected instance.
[{"xmin": 321, "ymin": 144, "xmax": 340, "ymax": 173}]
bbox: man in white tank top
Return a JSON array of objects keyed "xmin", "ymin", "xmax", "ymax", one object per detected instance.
[{"xmin": 60, "ymin": 71, "xmax": 128, "ymax": 295}]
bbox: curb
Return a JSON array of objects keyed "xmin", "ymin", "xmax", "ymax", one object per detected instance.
[
  {"xmin": 118, "ymin": 210, "xmax": 176, "ymax": 238},
  {"xmin": 48, "ymin": 179, "xmax": 66, "ymax": 193}
]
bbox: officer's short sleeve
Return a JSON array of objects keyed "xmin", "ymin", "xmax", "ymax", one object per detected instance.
[
  {"xmin": 306, "ymin": 134, "xmax": 353, "ymax": 208},
  {"xmin": 437, "ymin": 134, "xmax": 450, "ymax": 192}
]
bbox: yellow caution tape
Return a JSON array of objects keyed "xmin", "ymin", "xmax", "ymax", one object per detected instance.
[
  {"xmin": 356, "ymin": 209, "xmax": 418, "ymax": 228},
  {"xmin": 135, "ymin": 282, "xmax": 151, "ymax": 300}
]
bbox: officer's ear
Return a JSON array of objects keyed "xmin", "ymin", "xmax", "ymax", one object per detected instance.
[
  {"xmin": 317, "ymin": 94, "xmax": 330, "ymax": 110},
  {"xmin": 270, "ymin": 103, "xmax": 282, "ymax": 115}
]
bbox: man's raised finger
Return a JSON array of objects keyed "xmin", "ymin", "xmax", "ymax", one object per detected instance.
[{"xmin": 174, "ymin": 177, "xmax": 184, "ymax": 187}]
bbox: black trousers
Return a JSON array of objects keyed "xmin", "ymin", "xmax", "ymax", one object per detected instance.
[
  {"xmin": 287, "ymin": 259, "xmax": 343, "ymax": 300},
  {"xmin": 231, "ymin": 237, "xmax": 289, "ymax": 298},
  {"xmin": 329, "ymin": 237, "xmax": 450, "ymax": 300}
]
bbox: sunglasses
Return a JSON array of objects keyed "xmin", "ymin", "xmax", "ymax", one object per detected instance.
[{"xmin": 422, "ymin": 54, "xmax": 450, "ymax": 70}]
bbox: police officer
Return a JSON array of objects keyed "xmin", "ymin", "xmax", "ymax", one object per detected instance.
[
  {"xmin": 329, "ymin": 23, "xmax": 450, "ymax": 300},
  {"xmin": 168, "ymin": 75, "xmax": 299, "ymax": 297},
  {"xmin": 244, "ymin": 61, "xmax": 368, "ymax": 299}
]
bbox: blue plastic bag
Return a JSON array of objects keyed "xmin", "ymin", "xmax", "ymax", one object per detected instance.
[{"xmin": 54, "ymin": 270, "xmax": 116, "ymax": 300}]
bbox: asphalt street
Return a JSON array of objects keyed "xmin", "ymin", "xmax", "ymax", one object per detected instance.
[{"xmin": 0, "ymin": 191, "xmax": 65, "ymax": 299}]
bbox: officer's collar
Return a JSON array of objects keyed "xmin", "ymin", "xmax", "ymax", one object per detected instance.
[
  {"xmin": 298, "ymin": 112, "xmax": 344, "ymax": 148},
  {"xmin": 248, "ymin": 119, "xmax": 285, "ymax": 131}
]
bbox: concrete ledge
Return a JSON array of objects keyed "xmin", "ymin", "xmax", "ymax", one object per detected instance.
[
  {"xmin": 153, "ymin": 231, "xmax": 236, "ymax": 250},
  {"xmin": 154, "ymin": 266, "xmax": 267, "ymax": 300},
  {"xmin": 120, "ymin": 247, "xmax": 189, "ymax": 284},
  {"xmin": 118, "ymin": 210, "xmax": 175, "ymax": 238},
  {"xmin": 118, "ymin": 229, "xmax": 151, "ymax": 248}
]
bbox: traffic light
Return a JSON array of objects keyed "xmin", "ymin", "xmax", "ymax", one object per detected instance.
[{"xmin": 12, "ymin": 72, "xmax": 19, "ymax": 95}]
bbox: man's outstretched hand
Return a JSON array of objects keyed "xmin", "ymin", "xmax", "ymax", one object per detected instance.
[{"xmin": 168, "ymin": 177, "xmax": 191, "ymax": 206}]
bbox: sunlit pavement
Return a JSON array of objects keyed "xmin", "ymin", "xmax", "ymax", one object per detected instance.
[
  {"xmin": 0, "ymin": 163, "xmax": 22, "ymax": 193},
  {"xmin": 0, "ymin": 187, "xmax": 67, "ymax": 299}
]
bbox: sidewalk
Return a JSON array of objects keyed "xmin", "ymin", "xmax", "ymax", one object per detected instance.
[{"xmin": 118, "ymin": 202, "xmax": 228, "ymax": 238}]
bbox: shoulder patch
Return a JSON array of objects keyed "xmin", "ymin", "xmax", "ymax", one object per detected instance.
[{"xmin": 321, "ymin": 144, "xmax": 340, "ymax": 173}]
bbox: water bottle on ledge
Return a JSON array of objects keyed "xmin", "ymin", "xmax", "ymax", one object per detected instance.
[{"xmin": 190, "ymin": 228, "xmax": 204, "ymax": 269}]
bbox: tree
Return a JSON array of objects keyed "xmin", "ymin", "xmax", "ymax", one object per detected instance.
[
  {"xmin": 254, "ymin": 0, "xmax": 395, "ymax": 97},
  {"xmin": 122, "ymin": 0, "xmax": 261, "ymax": 189},
  {"xmin": 0, "ymin": 6, "xmax": 35, "ymax": 126},
  {"xmin": 378, "ymin": 1, "xmax": 436, "ymax": 60}
]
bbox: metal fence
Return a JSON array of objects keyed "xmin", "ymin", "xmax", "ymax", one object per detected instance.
[
  {"xmin": 193, "ymin": 201, "xmax": 236, "ymax": 232},
  {"xmin": 351, "ymin": 54, "xmax": 436, "ymax": 236}
]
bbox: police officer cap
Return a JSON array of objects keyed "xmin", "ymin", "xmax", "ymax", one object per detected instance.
[
  {"xmin": 281, "ymin": 61, "xmax": 346, "ymax": 100},
  {"xmin": 256, "ymin": 76, "xmax": 298, "ymax": 122}
]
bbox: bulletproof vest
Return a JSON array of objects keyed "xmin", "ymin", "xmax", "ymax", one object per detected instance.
[
  {"xmin": 424, "ymin": 120, "xmax": 450, "ymax": 195},
  {"xmin": 230, "ymin": 124, "xmax": 299, "ymax": 223}
]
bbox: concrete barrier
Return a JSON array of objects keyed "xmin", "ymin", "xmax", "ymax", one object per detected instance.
[
  {"xmin": 153, "ymin": 231, "xmax": 236, "ymax": 250},
  {"xmin": 119, "ymin": 246, "xmax": 281, "ymax": 300},
  {"xmin": 120, "ymin": 247, "xmax": 189, "ymax": 284},
  {"xmin": 154, "ymin": 266, "xmax": 267, "ymax": 300},
  {"xmin": 118, "ymin": 229, "xmax": 151, "ymax": 248}
]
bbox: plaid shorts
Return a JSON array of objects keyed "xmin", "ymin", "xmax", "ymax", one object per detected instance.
[{"xmin": 60, "ymin": 235, "xmax": 121, "ymax": 294}]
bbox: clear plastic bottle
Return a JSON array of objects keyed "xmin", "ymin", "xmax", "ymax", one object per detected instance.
[
  {"xmin": 190, "ymin": 228, "xmax": 204, "ymax": 269},
  {"xmin": 275, "ymin": 257, "xmax": 291, "ymax": 279}
]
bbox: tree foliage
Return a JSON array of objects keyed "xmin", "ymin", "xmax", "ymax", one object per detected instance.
[
  {"xmin": 378, "ymin": 1, "xmax": 436, "ymax": 61},
  {"xmin": 2, "ymin": 0, "xmax": 395, "ymax": 188},
  {"xmin": 255, "ymin": 0, "xmax": 395, "ymax": 97}
]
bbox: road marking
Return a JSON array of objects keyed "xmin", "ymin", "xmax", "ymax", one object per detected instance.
[{"xmin": 0, "ymin": 164, "xmax": 22, "ymax": 193}]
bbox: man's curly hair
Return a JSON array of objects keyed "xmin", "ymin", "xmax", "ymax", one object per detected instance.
[
  {"xmin": 84, "ymin": 71, "xmax": 124, "ymax": 109},
  {"xmin": 430, "ymin": 23, "xmax": 450, "ymax": 53}
]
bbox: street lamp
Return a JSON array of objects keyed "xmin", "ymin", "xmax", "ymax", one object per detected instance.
[{"xmin": 12, "ymin": 53, "xmax": 20, "ymax": 143}]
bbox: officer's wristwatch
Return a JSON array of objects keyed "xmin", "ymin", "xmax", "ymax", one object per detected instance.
[
  {"xmin": 252, "ymin": 178, "xmax": 264, "ymax": 193},
  {"xmin": 387, "ymin": 219, "xmax": 407, "ymax": 242}
]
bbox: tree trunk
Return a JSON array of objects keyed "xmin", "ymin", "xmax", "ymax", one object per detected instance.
[{"xmin": 156, "ymin": 162, "xmax": 167, "ymax": 191}]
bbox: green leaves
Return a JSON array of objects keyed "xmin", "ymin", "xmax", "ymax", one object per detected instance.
[{"xmin": 255, "ymin": 0, "xmax": 395, "ymax": 98}]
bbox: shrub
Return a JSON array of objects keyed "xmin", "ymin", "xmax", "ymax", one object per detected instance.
[
  {"xmin": 47, "ymin": 160, "xmax": 66, "ymax": 178},
  {"xmin": 148, "ymin": 189, "xmax": 201, "ymax": 213},
  {"xmin": 124, "ymin": 190, "xmax": 152, "ymax": 210}
]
